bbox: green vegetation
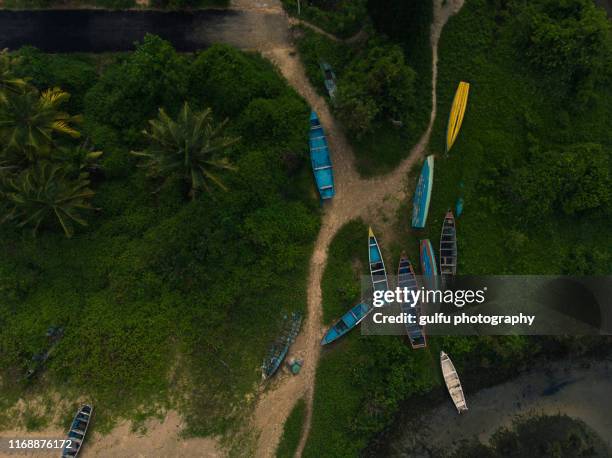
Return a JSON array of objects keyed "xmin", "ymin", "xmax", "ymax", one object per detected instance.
[
  {"xmin": 275, "ymin": 398, "xmax": 306, "ymax": 458},
  {"xmin": 132, "ymin": 102, "xmax": 239, "ymax": 199},
  {"xmin": 0, "ymin": 36, "xmax": 319, "ymax": 436},
  {"xmin": 421, "ymin": 0, "xmax": 612, "ymax": 275},
  {"xmin": 320, "ymin": 219, "xmax": 367, "ymax": 324},
  {"xmin": 282, "ymin": 0, "xmax": 368, "ymax": 38},
  {"xmin": 452, "ymin": 414, "xmax": 611, "ymax": 457},
  {"xmin": 305, "ymin": 0, "xmax": 612, "ymax": 455},
  {"xmin": 293, "ymin": 0, "xmax": 433, "ymax": 176}
]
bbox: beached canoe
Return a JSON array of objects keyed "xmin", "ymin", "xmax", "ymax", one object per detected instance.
[
  {"xmin": 411, "ymin": 155, "xmax": 434, "ymax": 229},
  {"xmin": 320, "ymin": 61, "xmax": 337, "ymax": 99},
  {"xmin": 439, "ymin": 210, "xmax": 457, "ymax": 277},
  {"xmin": 446, "ymin": 81, "xmax": 470, "ymax": 153},
  {"xmin": 309, "ymin": 111, "xmax": 335, "ymax": 200},
  {"xmin": 440, "ymin": 351, "xmax": 468, "ymax": 413},
  {"xmin": 369, "ymin": 227, "xmax": 389, "ymax": 294},
  {"xmin": 420, "ymin": 238, "xmax": 438, "ymax": 290},
  {"xmin": 321, "ymin": 302, "xmax": 371, "ymax": 345},
  {"xmin": 398, "ymin": 254, "xmax": 426, "ymax": 349},
  {"xmin": 61, "ymin": 404, "xmax": 93, "ymax": 458},
  {"xmin": 262, "ymin": 312, "xmax": 302, "ymax": 379}
]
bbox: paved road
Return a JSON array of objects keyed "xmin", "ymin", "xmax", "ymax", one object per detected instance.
[{"xmin": 0, "ymin": 9, "xmax": 288, "ymax": 52}]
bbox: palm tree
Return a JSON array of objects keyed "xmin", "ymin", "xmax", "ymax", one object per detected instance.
[
  {"xmin": 0, "ymin": 87, "xmax": 82, "ymax": 162},
  {"xmin": 0, "ymin": 48, "xmax": 29, "ymax": 103},
  {"xmin": 132, "ymin": 102, "xmax": 239, "ymax": 199},
  {"xmin": 1, "ymin": 161, "xmax": 95, "ymax": 238}
]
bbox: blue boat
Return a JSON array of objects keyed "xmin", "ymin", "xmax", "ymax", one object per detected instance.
[
  {"xmin": 61, "ymin": 404, "xmax": 93, "ymax": 458},
  {"xmin": 412, "ymin": 155, "xmax": 434, "ymax": 228},
  {"xmin": 420, "ymin": 239, "xmax": 438, "ymax": 290},
  {"xmin": 368, "ymin": 227, "xmax": 388, "ymax": 293},
  {"xmin": 398, "ymin": 254, "xmax": 426, "ymax": 349},
  {"xmin": 321, "ymin": 302, "xmax": 371, "ymax": 345},
  {"xmin": 309, "ymin": 111, "xmax": 335, "ymax": 200},
  {"xmin": 455, "ymin": 197, "xmax": 464, "ymax": 217}
]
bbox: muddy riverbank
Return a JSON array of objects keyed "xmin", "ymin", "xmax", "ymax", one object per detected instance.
[{"xmin": 383, "ymin": 357, "xmax": 612, "ymax": 456}]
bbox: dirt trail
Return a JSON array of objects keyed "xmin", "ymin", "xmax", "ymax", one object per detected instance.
[{"xmin": 252, "ymin": 1, "xmax": 465, "ymax": 457}]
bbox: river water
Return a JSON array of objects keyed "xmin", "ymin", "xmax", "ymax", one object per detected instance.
[
  {"xmin": 0, "ymin": 9, "xmax": 288, "ymax": 52},
  {"xmin": 385, "ymin": 358, "xmax": 612, "ymax": 456}
]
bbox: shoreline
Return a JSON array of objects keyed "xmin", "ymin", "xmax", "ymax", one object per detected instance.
[{"xmin": 384, "ymin": 357, "xmax": 612, "ymax": 456}]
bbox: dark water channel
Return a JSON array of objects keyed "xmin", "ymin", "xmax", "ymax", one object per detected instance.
[{"xmin": 0, "ymin": 9, "xmax": 287, "ymax": 52}]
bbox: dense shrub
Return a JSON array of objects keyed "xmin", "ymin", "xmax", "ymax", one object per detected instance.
[
  {"xmin": 189, "ymin": 45, "xmax": 286, "ymax": 117},
  {"xmin": 84, "ymin": 35, "xmax": 189, "ymax": 145}
]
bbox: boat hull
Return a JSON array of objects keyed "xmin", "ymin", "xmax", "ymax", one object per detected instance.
[
  {"xmin": 368, "ymin": 227, "xmax": 389, "ymax": 294},
  {"xmin": 439, "ymin": 210, "xmax": 457, "ymax": 277},
  {"xmin": 309, "ymin": 111, "xmax": 335, "ymax": 200},
  {"xmin": 441, "ymin": 351, "xmax": 468, "ymax": 413},
  {"xmin": 420, "ymin": 239, "xmax": 438, "ymax": 290},
  {"xmin": 397, "ymin": 255, "xmax": 426, "ymax": 349},
  {"xmin": 446, "ymin": 81, "xmax": 470, "ymax": 153},
  {"xmin": 411, "ymin": 155, "xmax": 434, "ymax": 229},
  {"xmin": 62, "ymin": 404, "xmax": 93, "ymax": 458},
  {"xmin": 321, "ymin": 302, "xmax": 371, "ymax": 345}
]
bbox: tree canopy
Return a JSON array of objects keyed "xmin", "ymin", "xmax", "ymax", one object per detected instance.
[{"xmin": 335, "ymin": 44, "xmax": 416, "ymax": 137}]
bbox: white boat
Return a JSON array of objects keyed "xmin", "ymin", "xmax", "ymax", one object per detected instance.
[{"xmin": 440, "ymin": 351, "xmax": 467, "ymax": 413}]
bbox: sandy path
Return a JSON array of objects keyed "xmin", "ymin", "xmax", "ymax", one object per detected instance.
[
  {"xmin": 0, "ymin": 411, "xmax": 221, "ymax": 458},
  {"xmin": 251, "ymin": 1, "xmax": 465, "ymax": 456}
]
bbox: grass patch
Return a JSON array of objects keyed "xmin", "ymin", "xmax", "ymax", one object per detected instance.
[
  {"xmin": 275, "ymin": 398, "xmax": 306, "ymax": 458},
  {"xmin": 414, "ymin": 0, "xmax": 612, "ymax": 275},
  {"xmin": 321, "ymin": 219, "xmax": 368, "ymax": 325}
]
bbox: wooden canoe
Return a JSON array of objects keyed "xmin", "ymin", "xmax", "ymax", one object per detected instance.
[
  {"xmin": 439, "ymin": 210, "xmax": 457, "ymax": 277},
  {"xmin": 440, "ymin": 351, "xmax": 468, "ymax": 413},
  {"xmin": 420, "ymin": 238, "xmax": 438, "ymax": 291},
  {"xmin": 320, "ymin": 61, "xmax": 337, "ymax": 99},
  {"xmin": 321, "ymin": 302, "xmax": 371, "ymax": 345},
  {"xmin": 368, "ymin": 227, "xmax": 388, "ymax": 294},
  {"xmin": 61, "ymin": 404, "xmax": 93, "ymax": 457},
  {"xmin": 397, "ymin": 253, "xmax": 426, "ymax": 349},
  {"xmin": 411, "ymin": 155, "xmax": 434, "ymax": 229},
  {"xmin": 309, "ymin": 111, "xmax": 335, "ymax": 200},
  {"xmin": 445, "ymin": 81, "xmax": 470, "ymax": 153}
]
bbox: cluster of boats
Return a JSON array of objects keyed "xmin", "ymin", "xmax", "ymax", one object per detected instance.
[
  {"xmin": 321, "ymin": 213, "xmax": 457, "ymax": 348},
  {"xmin": 319, "ymin": 81, "xmax": 470, "ymax": 413}
]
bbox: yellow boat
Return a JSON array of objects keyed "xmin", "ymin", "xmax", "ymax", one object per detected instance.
[{"xmin": 445, "ymin": 81, "xmax": 470, "ymax": 153}]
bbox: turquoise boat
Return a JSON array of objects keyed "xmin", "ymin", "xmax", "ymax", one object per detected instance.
[
  {"xmin": 455, "ymin": 197, "xmax": 464, "ymax": 217},
  {"xmin": 309, "ymin": 111, "xmax": 335, "ymax": 200},
  {"xmin": 412, "ymin": 155, "xmax": 434, "ymax": 228},
  {"xmin": 420, "ymin": 239, "xmax": 438, "ymax": 290},
  {"xmin": 368, "ymin": 227, "xmax": 388, "ymax": 293},
  {"xmin": 321, "ymin": 302, "xmax": 371, "ymax": 345},
  {"xmin": 398, "ymin": 253, "xmax": 426, "ymax": 349}
]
